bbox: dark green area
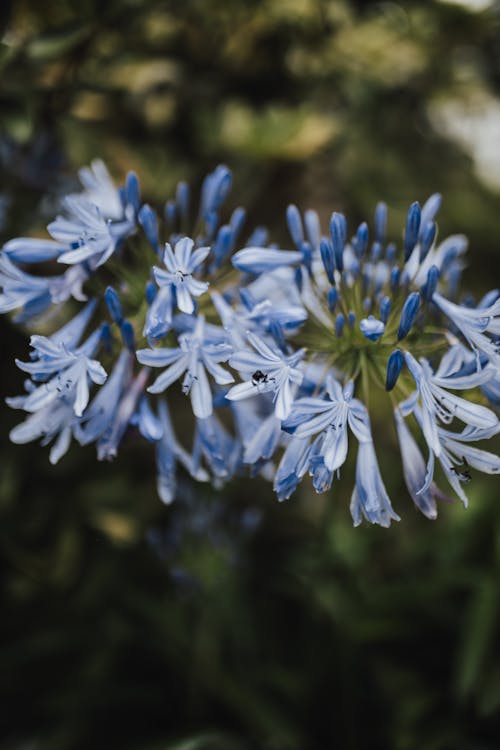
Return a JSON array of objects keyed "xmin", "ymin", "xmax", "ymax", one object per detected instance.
[{"xmin": 1, "ymin": 1, "xmax": 500, "ymax": 748}]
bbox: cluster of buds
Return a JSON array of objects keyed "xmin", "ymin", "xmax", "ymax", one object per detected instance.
[{"xmin": 1, "ymin": 161, "xmax": 498, "ymax": 526}]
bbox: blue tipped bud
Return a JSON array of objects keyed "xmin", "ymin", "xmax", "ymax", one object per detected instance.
[
  {"xmin": 176, "ymin": 181, "xmax": 190, "ymax": 223},
  {"xmin": 385, "ymin": 243, "xmax": 396, "ymax": 263},
  {"xmin": 360, "ymin": 316, "xmax": 385, "ymax": 342},
  {"xmin": 230, "ymin": 207, "xmax": 246, "ymax": 239},
  {"xmin": 404, "ymin": 202, "xmax": 421, "ymax": 261},
  {"xmin": 374, "ymin": 202, "xmax": 387, "ymax": 243},
  {"xmin": 120, "ymin": 320, "xmax": 136, "ymax": 352},
  {"xmin": 379, "ymin": 295, "xmax": 391, "ymax": 323},
  {"xmin": 138, "ymin": 204, "xmax": 159, "ymax": 252},
  {"xmin": 125, "ymin": 172, "xmax": 140, "ymax": 213},
  {"xmin": 328, "ymin": 287, "xmax": 338, "ymax": 312},
  {"xmin": 213, "ymin": 225, "xmax": 233, "ymax": 267},
  {"xmin": 330, "ymin": 212, "xmax": 346, "ymax": 272},
  {"xmin": 145, "ymin": 280, "xmax": 157, "ymax": 306},
  {"xmin": 300, "ymin": 242, "xmax": 312, "ymax": 273},
  {"xmin": 100, "ymin": 322, "xmax": 113, "ymax": 353},
  {"xmin": 421, "ymin": 265, "xmax": 439, "ymax": 301},
  {"xmin": 420, "ymin": 193, "xmax": 442, "ymax": 228},
  {"xmin": 335, "ymin": 313, "xmax": 345, "ymax": 337},
  {"xmin": 362, "ymin": 297, "xmax": 372, "ymax": 313},
  {"xmin": 390, "ymin": 266, "xmax": 401, "ymax": 292},
  {"xmin": 201, "ymin": 165, "xmax": 232, "ymax": 218},
  {"xmin": 419, "ymin": 222, "xmax": 436, "ymax": 262},
  {"xmin": 294, "ymin": 266, "xmax": 303, "ymax": 292},
  {"xmin": 286, "ymin": 204, "xmax": 304, "ymax": 248},
  {"xmin": 104, "ymin": 286, "xmax": 123, "ymax": 325},
  {"xmin": 397, "ymin": 292, "xmax": 421, "ymax": 340},
  {"xmin": 304, "ymin": 209, "xmax": 320, "ymax": 248},
  {"xmin": 478, "ymin": 289, "xmax": 500, "ymax": 308},
  {"xmin": 347, "ymin": 310, "xmax": 356, "ymax": 328},
  {"xmin": 385, "ymin": 349, "xmax": 403, "ymax": 391},
  {"xmin": 246, "ymin": 226, "xmax": 268, "ymax": 248},
  {"xmin": 354, "ymin": 222, "xmax": 369, "ymax": 258},
  {"xmin": 371, "ymin": 241, "xmax": 382, "ymax": 261},
  {"xmin": 164, "ymin": 200, "xmax": 177, "ymax": 227},
  {"xmin": 320, "ymin": 238, "xmax": 335, "ymax": 284}
]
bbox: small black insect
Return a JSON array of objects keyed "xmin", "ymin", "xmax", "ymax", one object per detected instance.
[
  {"xmin": 252, "ymin": 370, "xmax": 269, "ymax": 386},
  {"xmin": 451, "ymin": 456, "xmax": 471, "ymax": 483}
]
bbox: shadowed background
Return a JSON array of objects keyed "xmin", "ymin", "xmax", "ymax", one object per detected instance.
[{"xmin": 1, "ymin": 1, "xmax": 500, "ymax": 748}]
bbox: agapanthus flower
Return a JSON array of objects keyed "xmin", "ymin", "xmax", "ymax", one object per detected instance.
[{"xmin": 1, "ymin": 160, "xmax": 498, "ymax": 526}]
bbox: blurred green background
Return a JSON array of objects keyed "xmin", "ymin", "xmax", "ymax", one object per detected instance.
[{"xmin": 1, "ymin": 1, "xmax": 500, "ymax": 748}]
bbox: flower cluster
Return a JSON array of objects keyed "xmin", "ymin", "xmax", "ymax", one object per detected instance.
[{"xmin": 2, "ymin": 160, "xmax": 499, "ymax": 526}]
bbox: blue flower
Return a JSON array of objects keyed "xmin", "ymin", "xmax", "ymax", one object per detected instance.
[
  {"xmin": 432, "ymin": 291, "xmax": 500, "ymax": 366},
  {"xmin": 137, "ymin": 316, "xmax": 234, "ymax": 418},
  {"xmin": 13, "ymin": 331, "xmax": 107, "ymax": 418},
  {"xmin": 394, "ymin": 408, "xmax": 449, "ymax": 519},
  {"xmin": 155, "ymin": 399, "xmax": 209, "ymax": 504},
  {"xmin": 350, "ymin": 440, "xmax": 400, "ymax": 528},
  {"xmin": 403, "ymin": 351, "xmax": 498, "ymax": 461},
  {"xmin": 153, "ymin": 237, "xmax": 210, "ymax": 314},
  {"xmin": 360, "ymin": 315, "xmax": 385, "ymax": 341},
  {"xmin": 49, "ymin": 196, "xmax": 132, "ymax": 268},
  {"xmin": 225, "ymin": 331, "xmax": 305, "ymax": 420}
]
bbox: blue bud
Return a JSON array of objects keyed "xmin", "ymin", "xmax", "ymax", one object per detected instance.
[
  {"xmin": 246, "ymin": 226, "xmax": 268, "ymax": 247},
  {"xmin": 176, "ymin": 181, "xmax": 190, "ymax": 223},
  {"xmin": 385, "ymin": 349, "xmax": 403, "ymax": 391},
  {"xmin": 328, "ymin": 287, "xmax": 338, "ymax": 312},
  {"xmin": 371, "ymin": 241, "xmax": 382, "ymax": 261},
  {"xmin": 404, "ymin": 202, "xmax": 421, "ymax": 261},
  {"xmin": 164, "ymin": 200, "xmax": 177, "ymax": 228},
  {"xmin": 354, "ymin": 222, "xmax": 368, "ymax": 258},
  {"xmin": 104, "ymin": 286, "xmax": 123, "ymax": 325},
  {"xmin": 320, "ymin": 238, "xmax": 335, "ymax": 284},
  {"xmin": 125, "ymin": 172, "xmax": 140, "ymax": 212},
  {"xmin": 294, "ymin": 266, "xmax": 303, "ymax": 292},
  {"xmin": 385, "ymin": 243, "xmax": 396, "ymax": 263},
  {"xmin": 201, "ymin": 165, "xmax": 232, "ymax": 218},
  {"xmin": 286, "ymin": 204, "xmax": 304, "ymax": 248},
  {"xmin": 138, "ymin": 204, "xmax": 159, "ymax": 252},
  {"xmin": 421, "ymin": 265, "xmax": 439, "ymax": 301},
  {"xmin": 300, "ymin": 241, "xmax": 312, "ymax": 273},
  {"xmin": 121, "ymin": 320, "xmax": 136, "ymax": 352},
  {"xmin": 479, "ymin": 289, "xmax": 500, "ymax": 308},
  {"xmin": 379, "ymin": 295, "xmax": 391, "ymax": 323},
  {"xmin": 390, "ymin": 266, "xmax": 401, "ymax": 292},
  {"xmin": 230, "ymin": 207, "xmax": 246, "ymax": 240},
  {"xmin": 441, "ymin": 245, "xmax": 460, "ymax": 275},
  {"xmin": 330, "ymin": 212, "xmax": 345, "ymax": 272},
  {"xmin": 374, "ymin": 202, "xmax": 387, "ymax": 243},
  {"xmin": 420, "ymin": 193, "xmax": 442, "ymax": 228},
  {"xmin": 304, "ymin": 209, "xmax": 320, "ymax": 248},
  {"xmin": 363, "ymin": 297, "xmax": 372, "ymax": 313},
  {"xmin": 347, "ymin": 310, "xmax": 356, "ymax": 328},
  {"xmin": 397, "ymin": 292, "xmax": 421, "ymax": 340},
  {"xmin": 447, "ymin": 266, "xmax": 462, "ymax": 298},
  {"xmin": 100, "ymin": 322, "xmax": 113, "ymax": 353},
  {"xmin": 205, "ymin": 210, "xmax": 219, "ymax": 240},
  {"xmin": 335, "ymin": 313, "xmax": 345, "ymax": 338},
  {"xmin": 213, "ymin": 225, "xmax": 233, "ymax": 267},
  {"xmin": 400, "ymin": 269, "xmax": 410, "ymax": 289},
  {"xmin": 145, "ymin": 281, "xmax": 157, "ymax": 306},
  {"xmin": 419, "ymin": 222, "xmax": 436, "ymax": 262}
]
